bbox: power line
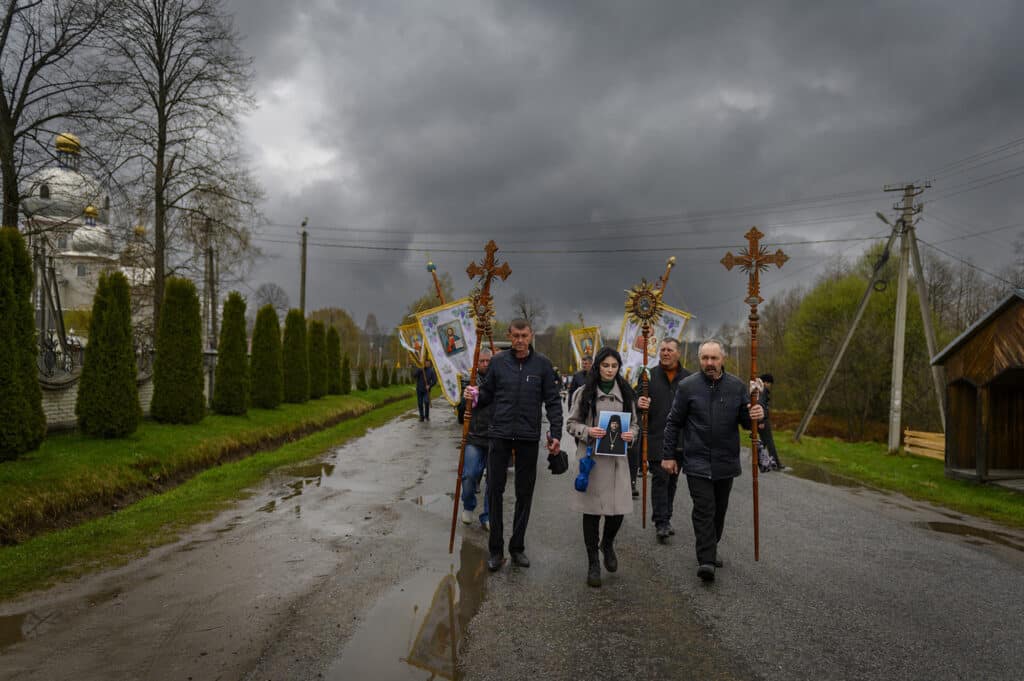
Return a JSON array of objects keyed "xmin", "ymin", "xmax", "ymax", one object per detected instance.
[{"xmin": 916, "ymin": 236, "xmax": 1016, "ymax": 286}]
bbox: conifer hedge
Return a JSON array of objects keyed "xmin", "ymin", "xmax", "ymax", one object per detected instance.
[
  {"xmin": 391, "ymin": 367, "xmax": 399, "ymax": 385},
  {"xmin": 212, "ymin": 292, "xmax": 249, "ymax": 415},
  {"xmin": 356, "ymin": 366, "xmax": 367, "ymax": 391},
  {"xmin": 369, "ymin": 365, "xmax": 380, "ymax": 389},
  {"xmin": 340, "ymin": 354, "xmax": 352, "ymax": 394},
  {"xmin": 307, "ymin": 320, "xmax": 327, "ymax": 399},
  {"xmin": 250, "ymin": 304, "xmax": 283, "ymax": 408},
  {"xmin": 76, "ymin": 271, "xmax": 140, "ymax": 437},
  {"xmin": 0, "ymin": 228, "xmax": 46, "ymax": 459},
  {"xmin": 282, "ymin": 309, "xmax": 309, "ymax": 403},
  {"xmin": 151, "ymin": 277, "xmax": 205, "ymax": 424},
  {"xmin": 381, "ymin": 363, "xmax": 391, "ymax": 387},
  {"xmin": 326, "ymin": 326, "xmax": 342, "ymax": 394}
]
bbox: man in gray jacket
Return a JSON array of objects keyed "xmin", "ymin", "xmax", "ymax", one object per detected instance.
[{"xmin": 661, "ymin": 339, "xmax": 763, "ymax": 582}]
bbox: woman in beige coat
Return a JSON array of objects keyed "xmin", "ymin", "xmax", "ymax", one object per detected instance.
[{"xmin": 566, "ymin": 347, "xmax": 640, "ymax": 587}]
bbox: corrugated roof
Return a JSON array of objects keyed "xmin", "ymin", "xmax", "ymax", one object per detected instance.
[{"xmin": 931, "ymin": 289, "xmax": 1024, "ymax": 365}]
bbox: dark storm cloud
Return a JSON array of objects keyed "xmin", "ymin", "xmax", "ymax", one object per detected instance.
[{"xmin": 234, "ymin": 0, "xmax": 1024, "ymax": 332}]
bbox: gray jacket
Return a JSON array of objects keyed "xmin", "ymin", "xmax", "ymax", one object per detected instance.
[{"xmin": 662, "ymin": 370, "xmax": 757, "ymax": 480}]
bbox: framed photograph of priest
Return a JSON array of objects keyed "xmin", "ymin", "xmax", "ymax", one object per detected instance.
[
  {"xmin": 438, "ymin": 320, "xmax": 467, "ymax": 357},
  {"xmin": 595, "ymin": 411, "xmax": 631, "ymax": 457}
]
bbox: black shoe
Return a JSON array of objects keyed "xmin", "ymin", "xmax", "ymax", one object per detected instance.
[
  {"xmin": 487, "ymin": 554, "xmax": 503, "ymax": 571},
  {"xmin": 667, "ymin": 522, "xmax": 676, "ymax": 536},
  {"xmin": 713, "ymin": 558, "xmax": 724, "ymax": 568},
  {"xmin": 631, "ymin": 482, "xmax": 639, "ymax": 499},
  {"xmin": 601, "ymin": 544, "xmax": 618, "ymax": 573},
  {"xmin": 656, "ymin": 525, "xmax": 670, "ymax": 543},
  {"xmin": 510, "ymin": 551, "xmax": 530, "ymax": 568},
  {"xmin": 697, "ymin": 563, "xmax": 715, "ymax": 582},
  {"xmin": 419, "ymin": 417, "xmax": 424, "ymax": 422},
  {"xmin": 587, "ymin": 550, "xmax": 601, "ymax": 588}
]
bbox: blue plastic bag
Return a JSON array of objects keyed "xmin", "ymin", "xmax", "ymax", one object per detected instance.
[{"xmin": 575, "ymin": 446, "xmax": 595, "ymax": 492}]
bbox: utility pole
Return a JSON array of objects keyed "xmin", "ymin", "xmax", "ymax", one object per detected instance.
[
  {"xmin": 300, "ymin": 217, "xmax": 309, "ymax": 314},
  {"xmin": 205, "ymin": 216, "xmax": 216, "ymax": 348}
]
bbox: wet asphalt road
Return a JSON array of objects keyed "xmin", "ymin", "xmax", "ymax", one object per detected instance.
[{"xmin": 1, "ymin": 399, "xmax": 1022, "ymax": 680}]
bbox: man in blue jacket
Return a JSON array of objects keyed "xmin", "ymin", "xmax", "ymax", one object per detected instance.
[
  {"xmin": 661, "ymin": 339, "xmax": 764, "ymax": 582},
  {"xmin": 466, "ymin": 319, "xmax": 563, "ymax": 572},
  {"xmin": 412, "ymin": 359, "xmax": 437, "ymax": 421}
]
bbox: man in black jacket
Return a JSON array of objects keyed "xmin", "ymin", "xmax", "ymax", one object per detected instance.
[
  {"xmin": 635, "ymin": 338, "xmax": 690, "ymax": 542},
  {"xmin": 466, "ymin": 319, "xmax": 563, "ymax": 572},
  {"xmin": 662, "ymin": 339, "xmax": 763, "ymax": 582},
  {"xmin": 566, "ymin": 355, "xmax": 592, "ymax": 411}
]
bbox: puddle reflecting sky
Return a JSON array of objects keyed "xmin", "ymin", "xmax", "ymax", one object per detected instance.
[
  {"xmin": 325, "ymin": 539, "xmax": 488, "ymax": 680},
  {"xmin": 784, "ymin": 461, "xmax": 865, "ymax": 488},
  {"xmin": 914, "ymin": 521, "xmax": 1024, "ymax": 553}
]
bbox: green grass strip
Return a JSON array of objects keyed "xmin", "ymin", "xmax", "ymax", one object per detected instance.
[
  {"xmin": 0, "ymin": 386, "xmax": 413, "ymax": 543},
  {"xmin": 0, "ymin": 394, "xmax": 416, "ymax": 602},
  {"xmin": 775, "ymin": 431, "xmax": 1024, "ymax": 528}
]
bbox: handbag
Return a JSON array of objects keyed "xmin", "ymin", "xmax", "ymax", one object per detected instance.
[{"xmin": 548, "ymin": 450, "xmax": 569, "ymax": 475}]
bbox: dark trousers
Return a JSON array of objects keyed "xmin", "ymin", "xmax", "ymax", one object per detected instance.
[
  {"xmin": 487, "ymin": 438, "xmax": 539, "ymax": 556},
  {"xmin": 416, "ymin": 390, "xmax": 430, "ymax": 420},
  {"xmin": 686, "ymin": 476, "xmax": 734, "ymax": 565},
  {"xmin": 627, "ymin": 445, "xmax": 640, "ymax": 485},
  {"xmin": 583, "ymin": 513, "xmax": 623, "ymax": 551},
  {"xmin": 761, "ymin": 422, "xmax": 782, "ymax": 467},
  {"xmin": 650, "ymin": 460, "xmax": 679, "ymax": 527}
]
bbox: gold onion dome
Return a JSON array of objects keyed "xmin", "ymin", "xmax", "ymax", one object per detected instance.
[
  {"xmin": 55, "ymin": 132, "xmax": 81, "ymax": 155},
  {"xmin": 133, "ymin": 224, "xmax": 147, "ymax": 236},
  {"xmin": 83, "ymin": 204, "xmax": 99, "ymax": 218}
]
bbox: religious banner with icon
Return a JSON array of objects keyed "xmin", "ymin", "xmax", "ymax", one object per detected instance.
[
  {"xmin": 569, "ymin": 326, "xmax": 602, "ymax": 368},
  {"xmin": 397, "ymin": 322, "xmax": 427, "ymax": 368},
  {"xmin": 616, "ymin": 303, "xmax": 693, "ymax": 383},
  {"xmin": 415, "ymin": 298, "xmax": 478, "ymax": 406}
]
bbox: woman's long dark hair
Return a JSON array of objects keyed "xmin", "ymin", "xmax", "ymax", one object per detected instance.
[{"xmin": 577, "ymin": 346, "xmax": 635, "ymax": 422}]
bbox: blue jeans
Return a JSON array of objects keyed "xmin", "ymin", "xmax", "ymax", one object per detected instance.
[
  {"xmin": 416, "ymin": 390, "xmax": 430, "ymax": 420},
  {"xmin": 461, "ymin": 443, "xmax": 490, "ymax": 524}
]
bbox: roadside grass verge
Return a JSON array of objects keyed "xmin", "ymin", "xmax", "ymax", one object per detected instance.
[
  {"xmin": 775, "ymin": 431, "xmax": 1024, "ymax": 528},
  {"xmin": 0, "ymin": 386, "xmax": 413, "ymax": 545},
  {"xmin": 0, "ymin": 394, "xmax": 416, "ymax": 601}
]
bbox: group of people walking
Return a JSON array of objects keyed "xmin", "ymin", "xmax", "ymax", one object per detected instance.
[{"xmin": 431, "ymin": 317, "xmax": 771, "ymax": 587}]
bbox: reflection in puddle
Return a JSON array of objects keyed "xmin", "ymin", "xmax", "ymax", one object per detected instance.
[
  {"xmin": 914, "ymin": 521, "xmax": 1024, "ymax": 552},
  {"xmin": 326, "ymin": 540, "xmax": 488, "ymax": 680},
  {"xmin": 284, "ymin": 462, "xmax": 336, "ymax": 480},
  {"xmin": 784, "ymin": 461, "xmax": 864, "ymax": 488}
]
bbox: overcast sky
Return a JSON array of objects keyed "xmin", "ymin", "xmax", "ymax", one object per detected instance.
[{"xmin": 227, "ymin": 0, "xmax": 1024, "ymax": 336}]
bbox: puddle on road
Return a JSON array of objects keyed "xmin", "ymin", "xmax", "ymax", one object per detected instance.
[
  {"xmin": 914, "ymin": 521, "xmax": 1024, "ymax": 553},
  {"xmin": 784, "ymin": 461, "xmax": 865, "ymax": 488},
  {"xmin": 284, "ymin": 462, "xmax": 336, "ymax": 480},
  {"xmin": 324, "ymin": 540, "xmax": 489, "ymax": 680},
  {"xmin": 0, "ymin": 612, "xmax": 27, "ymax": 650}
]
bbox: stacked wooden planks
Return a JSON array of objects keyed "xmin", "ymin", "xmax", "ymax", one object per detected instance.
[{"xmin": 904, "ymin": 429, "xmax": 945, "ymax": 460}]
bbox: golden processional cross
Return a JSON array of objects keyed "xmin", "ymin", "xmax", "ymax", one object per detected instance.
[{"xmin": 721, "ymin": 227, "xmax": 787, "ymax": 561}]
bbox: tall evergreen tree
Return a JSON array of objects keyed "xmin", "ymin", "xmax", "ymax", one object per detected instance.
[
  {"xmin": 0, "ymin": 228, "xmax": 45, "ymax": 459},
  {"xmin": 381, "ymin": 362, "xmax": 391, "ymax": 387},
  {"xmin": 76, "ymin": 272, "xmax": 140, "ymax": 437},
  {"xmin": 391, "ymin": 366, "xmax": 399, "ymax": 386},
  {"xmin": 151, "ymin": 277, "xmax": 204, "ymax": 423},
  {"xmin": 369, "ymin": 365, "xmax": 380, "ymax": 389},
  {"xmin": 356, "ymin": 366, "xmax": 367, "ymax": 391},
  {"xmin": 326, "ymin": 326, "xmax": 342, "ymax": 394},
  {"xmin": 282, "ymin": 309, "xmax": 309, "ymax": 403},
  {"xmin": 212, "ymin": 292, "xmax": 249, "ymax": 415},
  {"xmin": 340, "ymin": 353, "xmax": 352, "ymax": 394},
  {"xmin": 250, "ymin": 304, "xmax": 283, "ymax": 408},
  {"xmin": 308, "ymin": 320, "xmax": 327, "ymax": 399}
]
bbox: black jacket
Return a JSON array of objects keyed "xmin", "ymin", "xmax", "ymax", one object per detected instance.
[
  {"xmin": 476, "ymin": 346, "xmax": 563, "ymax": 442},
  {"xmin": 413, "ymin": 366, "xmax": 436, "ymax": 393},
  {"xmin": 644, "ymin": 363, "xmax": 691, "ymax": 462},
  {"xmin": 567, "ymin": 369, "xmax": 587, "ymax": 411},
  {"xmin": 458, "ymin": 372, "xmax": 494, "ymax": 448},
  {"xmin": 662, "ymin": 370, "xmax": 757, "ymax": 480}
]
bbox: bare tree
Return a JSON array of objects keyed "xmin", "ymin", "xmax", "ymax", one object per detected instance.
[
  {"xmin": 253, "ymin": 282, "xmax": 289, "ymax": 320},
  {"xmin": 0, "ymin": 0, "xmax": 116, "ymax": 227},
  {"xmin": 101, "ymin": 0, "xmax": 255, "ymax": 329},
  {"xmin": 510, "ymin": 290, "xmax": 547, "ymax": 328}
]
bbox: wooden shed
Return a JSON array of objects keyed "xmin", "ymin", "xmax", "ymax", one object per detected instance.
[{"xmin": 932, "ymin": 289, "xmax": 1024, "ymax": 483}]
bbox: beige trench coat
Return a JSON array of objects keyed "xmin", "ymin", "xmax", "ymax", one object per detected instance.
[{"xmin": 565, "ymin": 382, "xmax": 640, "ymax": 516}]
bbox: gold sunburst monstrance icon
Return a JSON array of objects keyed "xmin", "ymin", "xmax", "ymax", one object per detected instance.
[{"xmin": 625, "ymin": 279, "xmax": 663, "ymax": 327}]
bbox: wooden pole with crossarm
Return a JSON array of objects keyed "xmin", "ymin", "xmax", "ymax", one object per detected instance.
[
  {"xmin": 721, "ymin": 227, "xmax": 787, "ymax": 561},
  {"xmin": 449, "ymin": 241, "xmax": 511, "ymax": 554}
]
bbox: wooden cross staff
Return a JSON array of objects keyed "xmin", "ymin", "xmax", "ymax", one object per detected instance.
[
  {"xmin": 426, "ymin": 261, "xmax": 446, "ymax": 304},
  {"xmin": 449, "ymin": 240, "xmax": 511, "ymax": 553},
  {"xmin": 721, "ymin": 227, "xmax": 787, "ymax": 561}
]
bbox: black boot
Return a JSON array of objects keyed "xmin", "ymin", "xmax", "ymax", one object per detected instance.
[
  {"xmin": 583, "ymin": 514, "xmax": 601, "ymax": 587},
  {"xmin": 601, "ymin": 514, "xmax": 623, "ymax": 573}
]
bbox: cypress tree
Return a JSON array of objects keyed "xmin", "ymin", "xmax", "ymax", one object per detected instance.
[
  {"xmin": 151, "ymin": 277, "xmax": 204, "ymax": 424},
  {"xmin": 391, "ymin": 367, "xmax": 399, "ymax": 385},
  {"xmin": 76, "ymin": 271, "xmax": 140, "ymax": 437},
  {"xmin": 340, "ymin": 353, "xmax": 352, "ymax": 394},
  {"xmin": 381, "ymin": 362, "xmax": 391, "ymax": 387},
  {"xmin": 356, "ymin": 366, "xmax": 367, "ymax": 391},
  {"xmin": 212, "ymin": 292, "xmax": 249, "ymax": 415},
  {"xmin": 308, "ymin": 320, "xmax": 327, "ymax": 399},
  {"xmin": 369, "ymin": 365, "xmax": 380, "ymax": 389},
  {"xmin": 250, "ymin": 304, "xmax": 283, "ymax": 408},
  {"xmin": 326, "ymin": 326, "xmax": 342, "ymax": 394},
  {"xmin": 0, "ymin": 228, "xmax": 45, "ymax": 459},
  {"xmin": 282, "ymin": 309, "xmax": 309, "ymax": 403}
]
